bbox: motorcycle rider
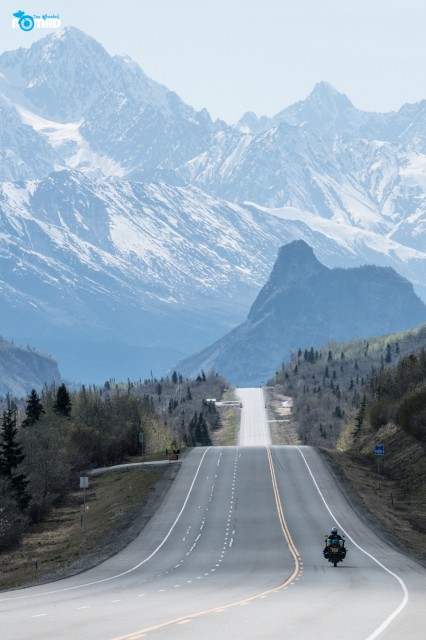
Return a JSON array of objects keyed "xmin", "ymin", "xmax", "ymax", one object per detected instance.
[{"xmin": 323, "ymin": 526, "xmax": 346, "ymax": 557}]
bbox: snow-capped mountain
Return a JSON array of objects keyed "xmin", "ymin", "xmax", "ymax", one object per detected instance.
[
  {"xmin": 1, "ymin": 29, "xmax": 426, "ymax": 247},
  {"xmin": 1, "ymin": 169, "xmax": 425, "ymax": 382},
  {"xmin": 1, "ymin": 27, "xmax": 426, "ymax": 382},
  {"xmin": 0, "ymin": 27, "xmax": 222, "ymax": 181},
  {"xmin": 188, "ymin": 85, "xmax": 426, "ymax": 242}
]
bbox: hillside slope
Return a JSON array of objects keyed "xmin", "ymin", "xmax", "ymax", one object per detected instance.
[
  {"xmin": 0, "ymin": 338, "xmax": 61, "ymax": 397},
  {"xmin": 268, "ymin": 325, "xmax": 426, "ymax": 565}
]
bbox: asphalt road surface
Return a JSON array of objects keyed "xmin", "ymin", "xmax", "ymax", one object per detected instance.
[{"xmin": 0, "ymin": 388, "xmax": 425, "ymax": 639}]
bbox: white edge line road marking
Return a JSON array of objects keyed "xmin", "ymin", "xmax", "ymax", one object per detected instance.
[
  {"xmin": 295, "ymin": 446, "xmax": 409, "ymax": 640},
  {"xmin": 0, "ymin": 448, "xmax": 211, "ymax": 602}
]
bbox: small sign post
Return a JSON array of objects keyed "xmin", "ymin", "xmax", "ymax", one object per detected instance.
[
  {"xmin": 374, "ymin": 444, "xmax": 384, "ymax": 485},
  {"xmin": 80, "ymin": 476, "xmax": 89, "ymax": 527},
  {"xmin": 138, "ymin": 432, "xmax": 144, "ymax": 457}
]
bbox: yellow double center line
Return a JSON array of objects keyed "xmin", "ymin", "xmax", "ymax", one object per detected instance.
[
  {"xmin": 112, "ymin": 447, "xmax": 300, "ymax": 640},
  {"xmin": 266, "ymin": 446, "xmax": 300, "ymax": 578}
]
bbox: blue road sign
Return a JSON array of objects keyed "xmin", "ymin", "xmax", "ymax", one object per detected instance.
[{"xmin": 375, "ymin": 444, "xmax": 384, "ymax": 456}]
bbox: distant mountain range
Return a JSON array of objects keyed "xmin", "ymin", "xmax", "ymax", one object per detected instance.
[
  {"xmin": 176, "ymin": 241, "xmax": 426, "ymax": 386},
  {"xmin": 0, "ymin": 337, "xmax": 61, "ymax": 397},
  {"xmin": 1, "ymin": 27, "xmax": 426, "ymax": 382}
]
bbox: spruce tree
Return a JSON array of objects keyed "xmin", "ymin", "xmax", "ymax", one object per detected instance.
[
  {"xmin": 53, "ymin": 383, "xmax": 72, "ymax": 416},
  {"xmin": 0, "ymin": 409, "xmax": 30, "ymax": 510},
  {"xmin": 0, "ymin": 410, "xmax": 24, "ymax": 476},
  {"xmin": 22, "ymin": 388, "xmax": 45, "ymax": 427},
  {"xmin": 385, "ymin": 343, "xmax": 392, "ymax": 363},
  {"xmin": 198, "ymin": 414, "xmax": 212, "ymax": 445}
]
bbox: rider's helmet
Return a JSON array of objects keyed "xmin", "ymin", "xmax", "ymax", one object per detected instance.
[{"xmin": 331, "ymin": 526, "xmax": 338, "ymax": 534}]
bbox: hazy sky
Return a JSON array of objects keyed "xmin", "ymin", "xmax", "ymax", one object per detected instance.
[{"xmin": 1, "ymin": 0, "xmax": 425, "ymax": 122}]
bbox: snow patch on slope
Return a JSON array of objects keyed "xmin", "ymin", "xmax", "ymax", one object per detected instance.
[{"xmin": 16, "ymin": 106, "xmax": 125, "ymax": 177}]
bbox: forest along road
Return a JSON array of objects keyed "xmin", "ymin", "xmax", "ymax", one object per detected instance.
[{"xmin": 0, "ymin": 390, "xmax": 425, "ymax": 639}]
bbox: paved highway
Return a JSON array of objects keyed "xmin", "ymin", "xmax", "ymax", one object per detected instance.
[
  {"xmin": 238, "ymin": 387, "xmax": 271, "ymax": 446},
  {"xmin": 0, "ymin": 388, "xmax": 424, "ymax": 639}
]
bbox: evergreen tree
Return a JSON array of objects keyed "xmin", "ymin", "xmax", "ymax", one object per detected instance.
[
  {"xmin": 194, "ymin": 413, "xmax": 203, "ymax": 443},
  {"xmin": 188, "ymin": 412, "xmax": 197, "ymax": 446},
  {"xmin": 0, "ymin": 410, "xmax": 24, "ymax": 475},
  {"xmin": 0, "ymin": 410, "xmax": 30, "ymax": 510},
  {"xmin": 22, "ymin": 389, "xmax": 45, "ymax": 427},
  {"xmin": 385, "ymin": 343, "xmax": 392, "ymax": 363},
  {"xmin": 53, "ymin": 383, "xmax": 72, "ymax": 416},
  {"xmin": 187, "ymin": 412, "xmax": 212, "ymax": 446},
  {"xmin": 198, "ymin": 413, "xmax": 212, "ymax": 445},
  {"xmin": 334, "ymin": 406, "xmax": 342, "ymax": 419}
]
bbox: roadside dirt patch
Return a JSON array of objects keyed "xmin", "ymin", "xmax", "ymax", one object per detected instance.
[{"xmin": 264, "ymin": 388, "xmax": 301, "ymax": 445}]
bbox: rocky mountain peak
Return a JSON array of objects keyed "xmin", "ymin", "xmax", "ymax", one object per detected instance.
[
  {"xmin": 308, "ymin": 81, "xmax": 353, "ymax": 109},
  {"xmin": 248, "ymin": 241, "xmax": 328, "ymax": 320},
  {"xmin": 271, "ymin": 240, "xmax": 327, "ymax": 286},
  {"xmin": 276, "ymin": 81, "xmax": 360, "ymax": 136},
  {"xmin": 0, "ymin": 27, "xmax": 116, "ymax": 121}
]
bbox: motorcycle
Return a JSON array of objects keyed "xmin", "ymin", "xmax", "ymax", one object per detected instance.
[{"xmin": 323, "ymin": 536, "xmax": 346, "ymax": 567}]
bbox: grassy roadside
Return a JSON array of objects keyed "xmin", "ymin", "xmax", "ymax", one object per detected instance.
[
  {"xmin": 211, "ymin": 389, "xmax": 240, "ymax": 446},
  {"xmin": 320, "ymin": 419, "xmax": 426, "ymax": 567},
  {"xmin": 0, "ymin": 463, "xmax": 179, "ymax": 592},
  {"xmin": 320, "ymin": 447, "xmax": 426, "ymax": 567}
]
